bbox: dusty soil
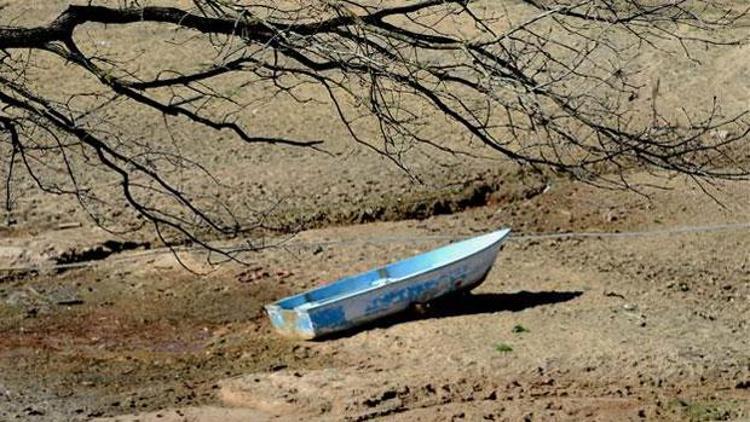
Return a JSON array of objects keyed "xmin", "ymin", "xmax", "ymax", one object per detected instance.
[
  {"xmin": 2, "ymin": 174, "xmax": 750, "ymax": 421},
  {"xmin": 2, "ymin": 1, "xmax": 750, "ymax": 421}
]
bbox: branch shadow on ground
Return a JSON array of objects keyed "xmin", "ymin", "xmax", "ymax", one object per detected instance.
[{"xmin": 317, "ymin": 290, "xmax": 583, "ymax": 340}]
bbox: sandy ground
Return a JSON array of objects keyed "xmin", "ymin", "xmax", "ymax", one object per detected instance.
[
  {"xmin": 1, "ymin": 173, "xmax": 749, "ymax": 421},
  {"xmin": 2, "ymin": 1, "xmax": 750, "ymax": 421}
]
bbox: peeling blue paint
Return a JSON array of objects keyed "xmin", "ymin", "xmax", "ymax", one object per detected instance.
[{"xmin": 265, "ymin": 229, "xmax": 511, "ymax": 339}]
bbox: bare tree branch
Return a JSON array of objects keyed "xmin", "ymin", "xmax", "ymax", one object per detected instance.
[{"xmin": 0, "ymin": 0, "xmax": 748, "ymax": 254}]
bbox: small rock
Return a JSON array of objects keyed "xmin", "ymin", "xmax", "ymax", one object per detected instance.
[
  {"xmin": 56, "ymin": 299, "xmax": 84, "ymax": 306},
  {"xmin": 276, "ymin": 270, "xmax": 293, "ymax": 279},
  {"xmin": 23, "ymin": 407, "xmax": 44, "ymax": 416},
  {"xmin": 604, "ymin": 291, "xmax": 625, "ymax": 299}
]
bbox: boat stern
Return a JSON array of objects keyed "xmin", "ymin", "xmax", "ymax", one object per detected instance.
[{"xmin": 264, "ymin": 304, "xmax": 316, "ymax": 339}]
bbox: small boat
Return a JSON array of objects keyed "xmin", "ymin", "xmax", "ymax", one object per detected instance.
[{"xmin": 265, "ymin": 228, "xmax": 511, "ymax": 339}]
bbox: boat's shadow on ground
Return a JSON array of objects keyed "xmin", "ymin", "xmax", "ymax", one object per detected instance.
[{"xmin": 316, "ymin": 290, "xmax": 583, "ymax": 341}]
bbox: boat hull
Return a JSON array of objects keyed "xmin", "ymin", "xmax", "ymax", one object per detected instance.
[{"xmin": 266, "ymin": 229, "xmax": 510, "ymax": 339}]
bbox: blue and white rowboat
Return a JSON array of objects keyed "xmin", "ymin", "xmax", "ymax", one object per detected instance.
[{"xmin": 265, "ymin": 228, "xmax": 511, "ymax": 339}]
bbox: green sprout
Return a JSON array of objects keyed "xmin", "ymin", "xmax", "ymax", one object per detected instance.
[
  {"xmin": 495, "ymin": 343, "xmax": 513, "ymax": 353},
  {"xmin": 512, "ymin": 324, "xmax": 529, "ymax": 334}
]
